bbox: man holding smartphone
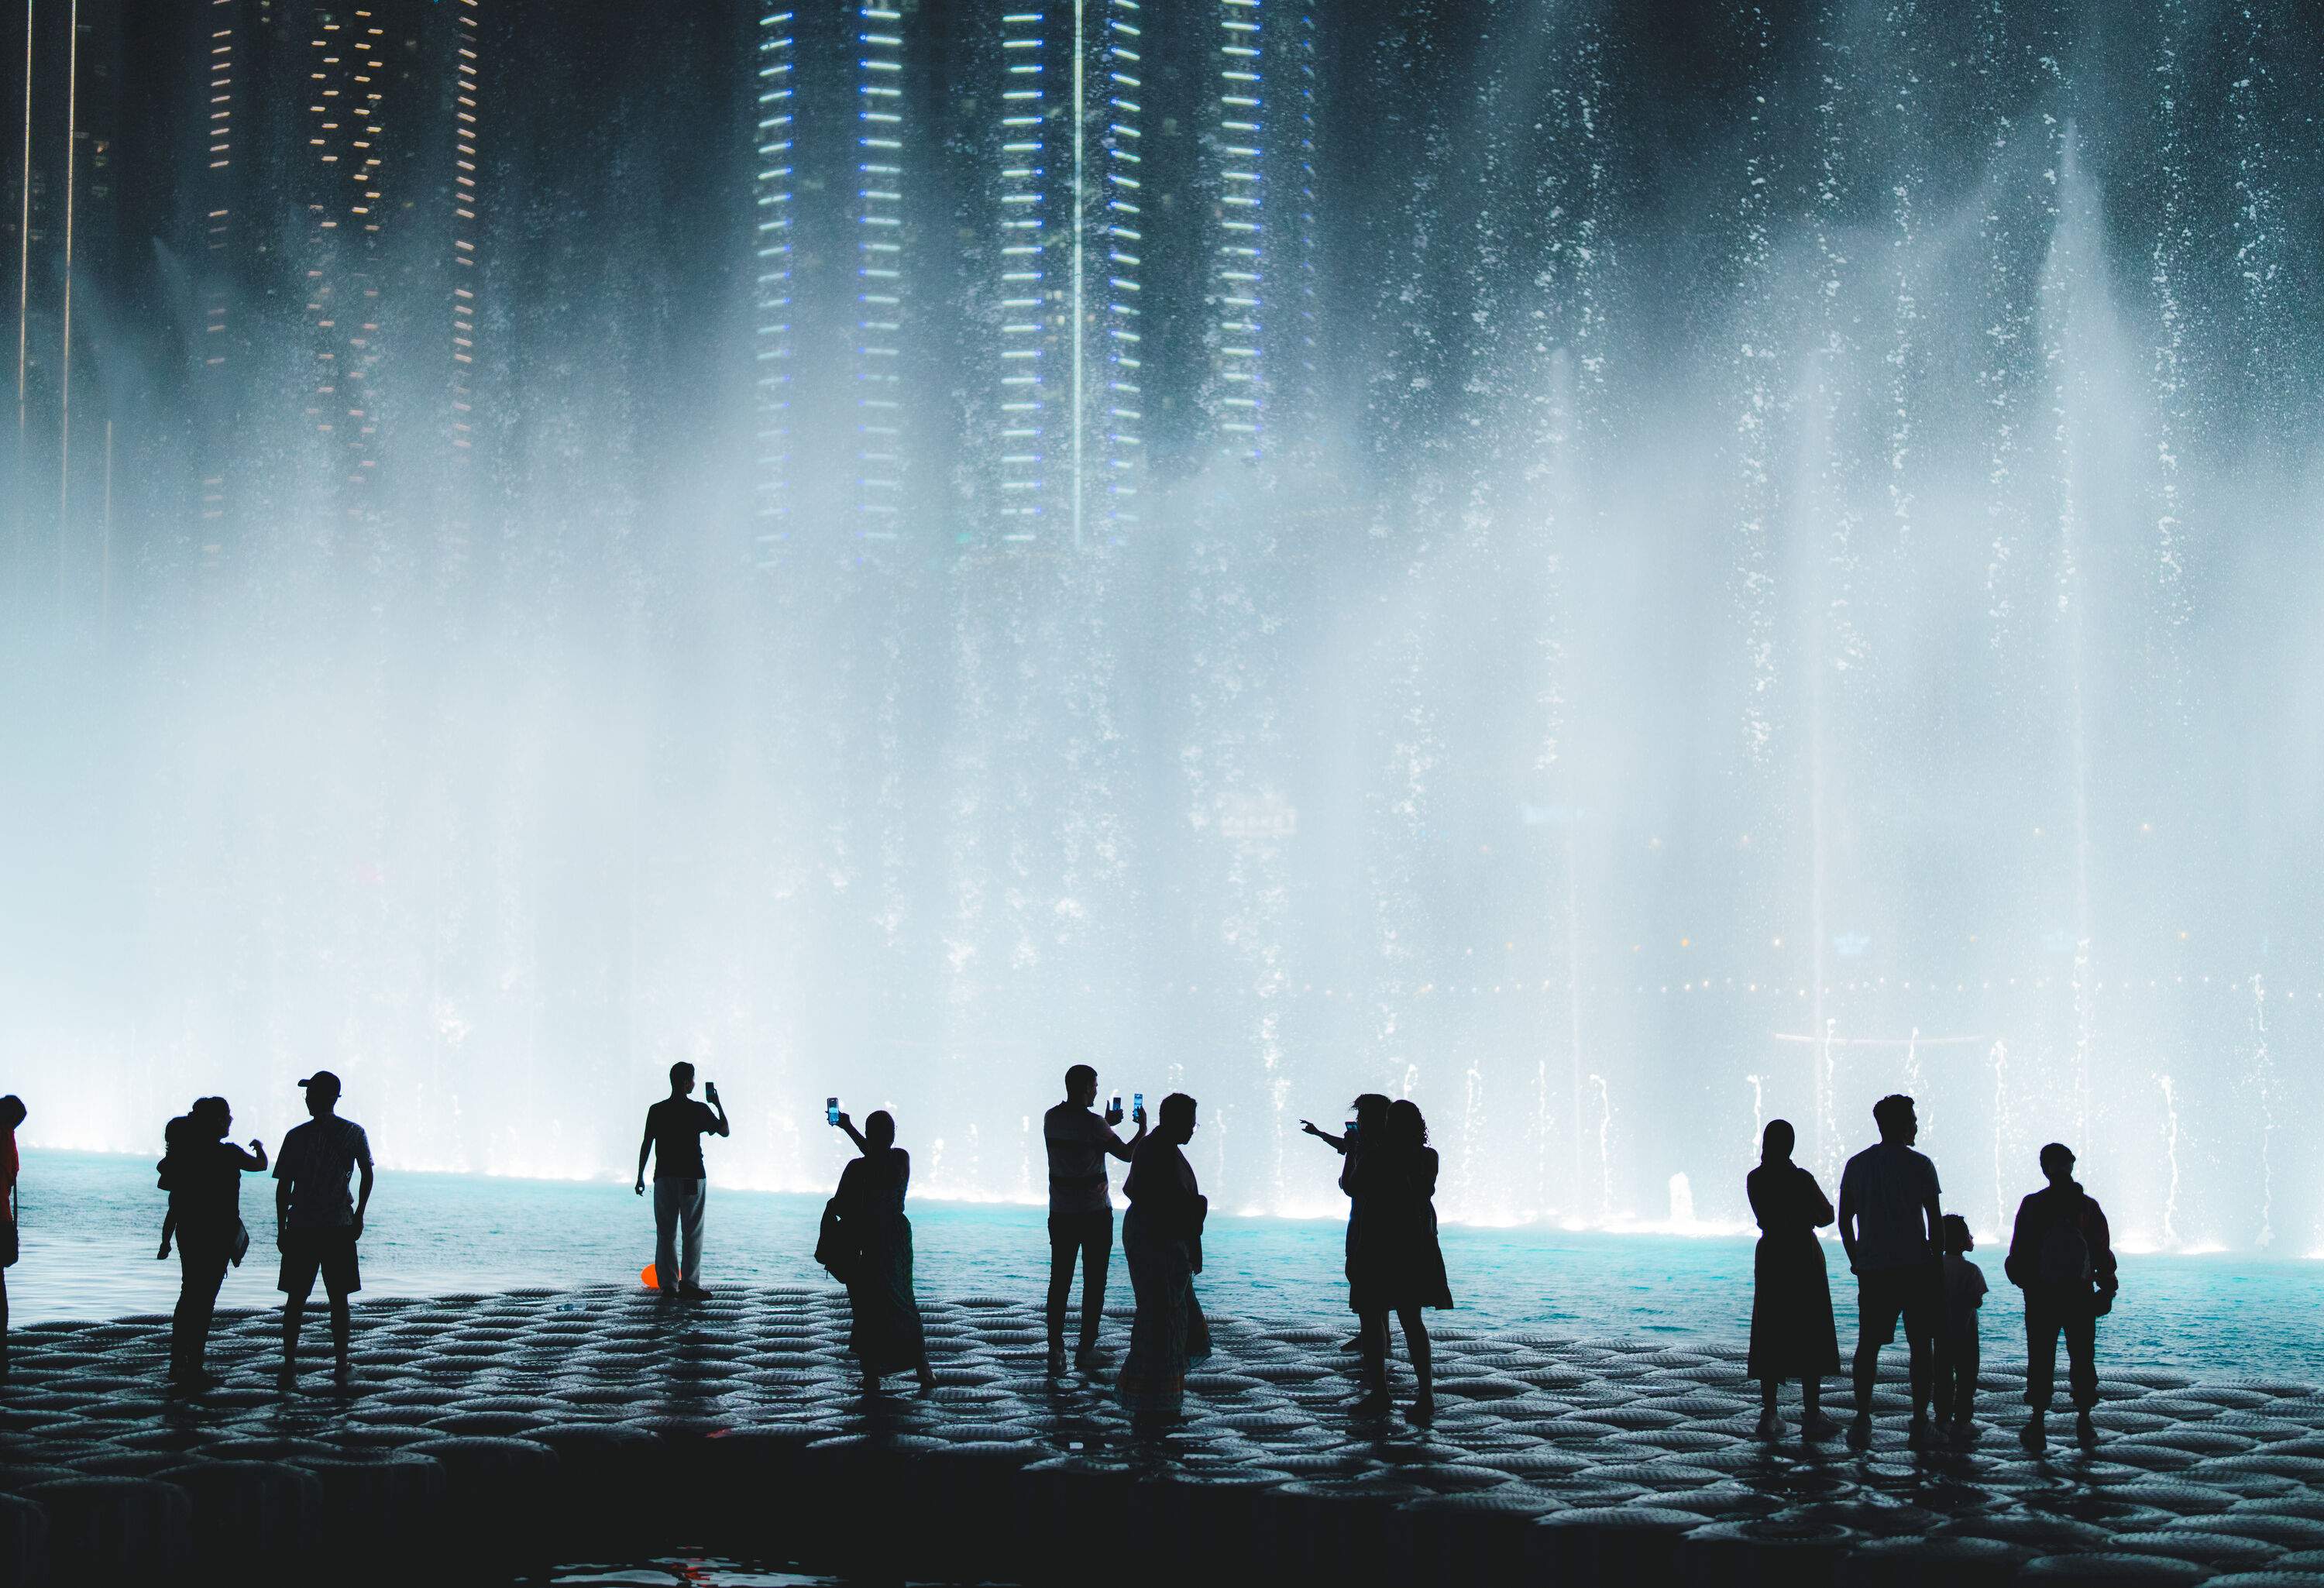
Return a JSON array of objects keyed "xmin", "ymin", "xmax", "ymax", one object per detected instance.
[
  {"xmin": 1043, "ymin": 1064, "xmax": 1143, "ymax": 1374},
  {"xmin": 636, "ymin": 1062, "xmax": 730, "ymax": 1298}
]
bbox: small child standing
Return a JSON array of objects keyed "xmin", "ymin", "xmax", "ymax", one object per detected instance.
[{"xmin": 1935, "ymin": 1213, "xmax": 1987, "ymax": 1435}]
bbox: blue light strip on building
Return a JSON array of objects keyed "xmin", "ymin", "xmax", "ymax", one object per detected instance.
[
  {"xmin": 855, "ymin": 5, "xmax": 905, "ymax": 541},
  {"xmin": 995, "ymin": 9, "xmax": 1049, "ymax": 541},
  {"xmin": 752, "ymin": 10, "xmax": 795, "ymax": 553},
  {"xmin": 1213, "ymin": 0, "xmax": 1264, "ymax": 458},
  {"xmin": 1101, "ymin": 0, "xmax": 1142, "ymax": 537}
]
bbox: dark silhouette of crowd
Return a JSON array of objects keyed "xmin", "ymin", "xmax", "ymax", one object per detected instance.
[{"xmin": 0, "ymin": 1070, "xmax": 2123, "ymax": 1452}]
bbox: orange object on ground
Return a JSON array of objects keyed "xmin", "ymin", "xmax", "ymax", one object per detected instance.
[{"xmin": 641, "ymin": 1263, "xmax": 658, "ymax": 1291}]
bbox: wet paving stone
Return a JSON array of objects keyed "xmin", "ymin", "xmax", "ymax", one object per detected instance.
[{"xmin": 0, "ymin": 1286, "xmax": 2320, "ymax": 1584}]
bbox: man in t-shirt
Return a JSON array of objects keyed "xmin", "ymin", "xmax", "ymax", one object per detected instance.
[
  {"xmin": 1043, "ymin": 1064, "xmax": 1142, "ymax": 1373},
  {"xmin": 634, "ymin": 1062, "xmax": 730, "ymax": 1298},
  {"xmin": 1836, "ymin": 1093, "xmax": 1944, "ymax": 1447},
  {"xmin": 273, "ymin": 1071, "xmax": 373, "ymax": 1383}
]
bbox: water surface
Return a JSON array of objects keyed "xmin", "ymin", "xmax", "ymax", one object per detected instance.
[{"xmin": 13, "ymin": 1150, "xmax": 2316, "ymax": 1380}]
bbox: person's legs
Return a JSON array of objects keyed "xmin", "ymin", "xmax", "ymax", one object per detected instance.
[
  {"xmin": 651, "ymin": 1180, "xmax": 681, "ymax": 1291},
  {"xmin": 1958, "ymin": 1333, "xmax": 1981, "ymax": 1425},
  {"xmin": 2063, "ymin": 1311, "xmax": 2098, "ymax": 1411},
  {"xmin": 1903, "ymin": 1268, "xmax": 1939, "ymax": 1424},
  {"xmin": 321, "ymin": 1232, "xmax": 359, "ymax": 1370},
  {"xmin": 1851, "ymin": 1277, "xmax": 1886, "ymax": 1421},
  {"xmin": 1851, "ymin": 1333, "xmax": 1881, "ymax": 1414},
  {"xmin": 1076, "ymin": 1215, "xmax": 1112, "ymax": 1359},
  {"xmin": 171, "ymin": 1246, "xmax": 202, "ymax": 1381},
  {"xmin": 679, "ymin": 1181, "xmax": 706, "ymax": 1288},
  {"xmin": 280, "ymin": 1234, "xmax": 321, "ymax": 1373},
  {"xmin": 1044, "ymin": 1215, "xmax": 1078, "ymax": 1359},
  {"xmin": 173, "ymin": 1246, "xmax": 228, "ymax": 1383},
  {"xmin": 1355, "ymin": 1310, "xmax": 1389, "ymax": 1406},
  {"xmin": 1397, "ymin": 1304, "xmax": 1433, "ymax": 1412},
  {"xmin": 2023, "ymin": 1305, "xmax": 2060, "ymax": 1410},
  {"xmin": 1758, "ymin": 1376, "xmax": 1785, "ymax": 1436},
  {"xmin": 2, "ymin": 1262, "xmax": 12, "ymax": 1382},
  {"xmin": 1802, "ymin": 1376, "xmax": 1835, "ymax": 1437}
]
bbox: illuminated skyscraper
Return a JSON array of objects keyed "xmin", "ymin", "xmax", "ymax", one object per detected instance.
[
  {"xmin": 2, "ymin": 0, "xmax": 132, "ymax": 612},
  {"xmin": 118, "ymin": 0, "xmax": 477, "ymax": 552},
  {"xmin": 292, "ymin": 3, "xmax": 418, "ymax": 521},
  {"xmin": 1199, "ymin": 0, "xmax": 1315, "ymax": 463},
  {"xmin": 979, "ymin": 0, "xmax": 1151, "ymax": 549},
  {"xmin": 448, "ymin": 0, "xmax": 480, "ymax": 456},
  {"xmin": 754, "ymin": 0, "xmax": 961, "ymax": 563}
]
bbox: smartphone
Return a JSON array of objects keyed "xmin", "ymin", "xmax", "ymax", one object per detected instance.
[
  {"xmin": 1133, "ymin": 1091, "xmax": 1144, "ymax": 1121},
  {"xmin": 827, "ymin": 1097, "xmax": 840, "ymax": 1126},
  {"xmin": 1345, "ymin": 1119, "xmax": 1359, "ymax": 1140},
  {"xmin": 1106, "ymin": 1094, "xmax": 1123, "ymax": 1125}
]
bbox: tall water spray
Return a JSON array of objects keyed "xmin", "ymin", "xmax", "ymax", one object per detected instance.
[{"xmin": 0, "ymin": 0, "xmax": 2320, "ymax": 1249}]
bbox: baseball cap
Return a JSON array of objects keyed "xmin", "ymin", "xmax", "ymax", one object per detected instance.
[{"xmin": 298, "ymin": 1071, "xmax": 343, "ymax": 1098}]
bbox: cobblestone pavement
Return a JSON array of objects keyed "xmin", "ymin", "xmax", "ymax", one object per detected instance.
[{"xmin": 4, "ymin": 1287, "xmax": 2323, "ymax": 1585}]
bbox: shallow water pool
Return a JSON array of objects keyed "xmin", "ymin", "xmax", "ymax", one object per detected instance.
[{"xmin": 9, "ymin": 1150, "xmax": 2317, "ymax": 1380}]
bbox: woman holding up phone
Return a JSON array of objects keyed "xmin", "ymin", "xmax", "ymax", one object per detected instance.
[
  {"xmin": 827, "ymin": 1109, "xmax": 938, "ymax": 1394},
  {"xmin": 1303, "ymin": 1095, "xmax": 1391, "ymax": 1359},
  {"xmin": 1344, "ymin": 1099, "xmax": 1451, "ymax": 1420}
]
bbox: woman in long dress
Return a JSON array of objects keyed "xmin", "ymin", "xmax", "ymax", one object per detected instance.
[
  {"xmin": 829, "ymin": 1109, "xmax": 937, "ymax": 1393},
  {"xmin": 1347, "ymin": 1098, "xmax": 1453, "ymax": 1420},
  {"xmin": 1117, "ymin": 1092, "xmax": 1208, "ymax": 1436},
  {"xmin": 1747, "ymin": 1117, "xmax": 1841, "ymax": 1439}
]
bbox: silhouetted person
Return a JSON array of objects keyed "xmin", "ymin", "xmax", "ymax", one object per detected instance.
[
  {"xmin": 1119, "ymin": 1092, "xmax": 1208, "ymax": 1436},
  {"xmin": 1935, "ymin": 1213, "xmax": 1986, "ymax": 1439},
  {"xmin": 1043, "ymin": 1064, "xmax": 1143, "ymax": 1374},
  {"xmin": 161, "ymin": 1098, "xmax": 267, "ymax": 1391},
  {"xmin": 828, "ymin": 1109, "xmax": 937, "ymax": 1393},
  {"xmin": 2006, "ymin": 1143, "xmax": 2116, "ymax": 1450},
  {"xmin": 1305, "ymin": 1093, "xmax": 1389, "ymax": 1355},
  {"xmin": 156, "ymin": 1112, "xmax": 191, "ymax": 1262},
  {"xmin": 1346, "ymin": 1099, "xmax": 1451, "ymax": 1422},
  {"xmin": 635, "ymin": 1062, "xmax": 730, "ymax": 1298},
  {"xmin": 274, "ymin": 1071, "xmax": 373, "ymax": 1383},
  {"xmin": 1747, "ymin": 1119, "xmax": 1840, "ymax": 1441},
  {"xmin": 1837, "ymin": 1093, "xmax": 1944, "ymax": 1447},
  {"xmin": 1298, "ymin": 1092, "xmax": 1389, "ymax": 1159},
  {"xmin": 0, "ymin": 1095, "xmax": 22, "ymax": 1384}
]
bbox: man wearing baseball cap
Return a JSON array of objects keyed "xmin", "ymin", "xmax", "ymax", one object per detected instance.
[{"xmin": 273, "ymin": 1071, "xmax": 373, "ymax": 1384}]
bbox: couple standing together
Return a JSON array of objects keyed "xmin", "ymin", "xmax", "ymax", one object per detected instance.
[
  {"xmin": 1043, "ymin": 1067, "xmax": 1211, "ymax": 1432},
  {"xmin": 1047, "ymin": 1074, "xmax": 1452, "ymax": 1430},
  {"xmin": 1749, "ymin": 1092, "xmax": 2120, "ymax": 1449}
]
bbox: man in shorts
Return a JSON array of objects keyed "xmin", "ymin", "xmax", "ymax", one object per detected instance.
[
  {"xmin": 1837, "ymin": 1093, "xmax": 1944, "ymax": 1448},
  {"xmin": 273, "ymin": 1071, "xmax": 373, "ymax": 1383}
]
